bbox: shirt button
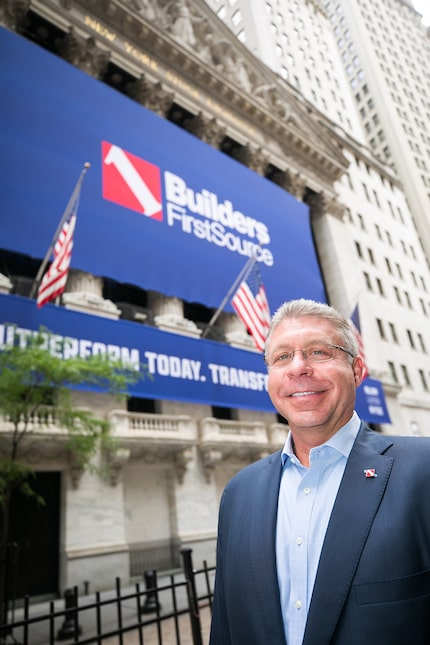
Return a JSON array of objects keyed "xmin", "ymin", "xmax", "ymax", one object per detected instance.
[
  {"xmin": 304, "ymin": 487, "xmax": 311, "ymax": 494},
  {"xmin": 296, "ymin": 537, "xmax": 303, "ymax": 545},
  {"xmin": 295, "ymin": 600, "xmax": 302, "ymax": 609}
]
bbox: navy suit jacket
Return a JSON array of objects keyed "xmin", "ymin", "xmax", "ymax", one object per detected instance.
[{"xmin": 209, "ymin": 424, "xmax": 430, "ymax": 644}]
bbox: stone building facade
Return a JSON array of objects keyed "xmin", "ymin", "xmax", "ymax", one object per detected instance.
[{"xmin": 1, "ymin": 0, "xmax": 429, "ymax": 598}]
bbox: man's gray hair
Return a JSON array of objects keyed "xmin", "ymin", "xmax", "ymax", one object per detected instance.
[{"xmin": 264, "ymin": 299, "xmax": 359, "ymax": 361}]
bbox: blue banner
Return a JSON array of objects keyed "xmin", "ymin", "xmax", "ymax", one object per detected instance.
[
  {"xmin": 0, "ymin": 28, "xmax": 325, "ymax": 314},
  {"xmin": 0, "ymin": 294, "xmax": 391, "ymax": 424}
]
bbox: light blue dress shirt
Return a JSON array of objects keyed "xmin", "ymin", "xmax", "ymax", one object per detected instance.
[{"xmin": 276, "ymin": 412, "xmax": 361, "ymax": 645}]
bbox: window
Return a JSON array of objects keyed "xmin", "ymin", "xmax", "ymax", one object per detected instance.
[
  {"xmin": 417, "ymin": 333, "xmax": 427, "ymax": 353},
  {"xmin": 212, "ymin": 405, "xmax": 237, "ymax": 420},
  {"xmin": 232, "ymin": 10, "xmax": 242, "ymax": 25},
  {"xmin": 400, "ymin": 364, "xmax": 411, "ymax": 387},
  {"xmin": 388, "ymin": 322, "xmax": 398, "ymax": 343},
  {"xmin": 362, "ymin": 183, "xmax": 370, "ymax": 200},
  {"xmin": 418, "ymin": 369, "xmax": 429, "ymax": 391},
  {"xmin": 385, "ymin": 257, "xmax": 392, "ymax": 274},
  {"xmin": 376, "ymin": 278, "xmax": 385, "ymax": 296},
  {"xmin": 376, "ymin": 318, "xmax": 386, "ymax": 339},
  {"xmin": 388, "ymin": 361, "xmax": 398, "ymax": 383},
  {"xmin": 393, "ymin": 285, "xmax": 401, "ymax": 304},
  {"xmin": 404, "ymin": 291, "xmax": 412, "ymax": 308},
  {"xmin": 363, "ymin": 272, "xmax": 372, "ymax": 290},
  {"xmin": 406, "ymin": 329, "xmax": 415, "ymax": 349}
]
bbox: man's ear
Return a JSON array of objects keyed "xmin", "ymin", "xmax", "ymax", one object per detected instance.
[{"xmin": 353, "ymin": 356, "xmax": 364, "ymax": 387}]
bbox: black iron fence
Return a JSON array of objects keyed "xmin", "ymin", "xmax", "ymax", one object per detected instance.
[{"xmin": 0, "ymin": 548, "xmax": 215, "ymax": 645}]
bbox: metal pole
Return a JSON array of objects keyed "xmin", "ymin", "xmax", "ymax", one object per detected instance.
[
  {"xmin": 181, "ymin": 547, "xmax": 203, "ymax": 645},
  {"xmin": 29, "ymin": 162, "xmax": 90, "ymax": 299}
]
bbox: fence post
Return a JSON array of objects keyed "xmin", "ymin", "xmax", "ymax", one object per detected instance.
[
  {"xmin": 140, "ymin": 569, "xmax": 161, "ymax": 614},
  {"xmin": 181, "ymin": 548, "xmax": 203, "ymax": 645},
  {"xmin": 57, "ymin": 587, "xmax": 82, "ymax": 640}
]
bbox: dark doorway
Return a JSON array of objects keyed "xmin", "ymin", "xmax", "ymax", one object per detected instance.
[{"xmin": 7, "ymin": 471, "xmax": 61, "ymax": 601}]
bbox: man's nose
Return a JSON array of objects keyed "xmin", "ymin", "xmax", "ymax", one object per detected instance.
[{"xmin": 287, "ymin": 350, "xmax": 312, "ymax": 374}]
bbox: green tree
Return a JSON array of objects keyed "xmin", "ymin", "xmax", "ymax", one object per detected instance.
[{"xmin": 0, "ymin": 328, "xmax": 139, "ymax": 633}]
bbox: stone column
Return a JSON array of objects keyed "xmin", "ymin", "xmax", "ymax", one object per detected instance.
[
  {"xmin": 62, "ymin": 270, "xmax": 121, "ymax": 319},
  {"xmin": 0, "ymin": 273, "xmax": 13, "ymax": 294},
  {"xmin": 219, "ymin": 311, "xmax": 259, "ymax": 351},
  {"xmin": 307, "ymin": 191, "xmax": 359, "ymax": 310},
  {"xmin": 148, "ymin": 292, "xmax": 201, "ymax": 338}
]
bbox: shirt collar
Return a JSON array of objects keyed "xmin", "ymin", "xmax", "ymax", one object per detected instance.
[{"xmin": 281, "ymin": 410, "xmax": 361, "ymax": 467}]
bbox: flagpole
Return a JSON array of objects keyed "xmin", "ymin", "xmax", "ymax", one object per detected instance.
[
  {"xmin": 201, "ymin": 250, "xmax": 259, "ymax": 339},
  {"xmin": 30, "ymin": 162, "xmax": 91, "ymax": 299}
]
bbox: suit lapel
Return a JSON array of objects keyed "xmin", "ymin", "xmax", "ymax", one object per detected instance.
[
  {"xmin": 248, "ymin": 452, "xmax": 287, "ymax": 643},
  {"xmin": 303, "ymin": 427, "xmax": 394, "ymax": 645}
]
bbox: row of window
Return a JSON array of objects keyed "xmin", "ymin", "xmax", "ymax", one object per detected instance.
[
  {"xmin": 376, "ymin": 318, "xmax": 427, "ymax": 351},
  {"xmin": 355, "ymin": 234, "xmax": 419, "ymax": 265},
  {"xmin": 387, "ymin": 360, "xmax": 430, "ymax": 392},
  {"xmin": 362, "ymin": 269, "xmax": 430, "ymax": 317}
]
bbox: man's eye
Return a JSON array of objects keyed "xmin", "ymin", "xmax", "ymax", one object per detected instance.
[
  {"xmin": 309, "ymin": 347, "xmax": 330, "ymax": 358},
  {"xmin": 275, "ymin": 353, "xmax": 291, "ymax": 363}
]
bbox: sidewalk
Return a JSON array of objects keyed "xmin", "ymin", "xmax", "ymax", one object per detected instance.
[{"xmin": 101, "ymin": 606, "xmax": 212, "ymax": 645}]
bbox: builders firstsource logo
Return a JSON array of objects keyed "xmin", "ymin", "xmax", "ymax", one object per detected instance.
[
  {"xmin": 102, "ymin": 141, "xmax": 274, "ymax": 266},
  {"xmin": 102, "ymin": 141, "xmax": 163, "ymax": 220}
]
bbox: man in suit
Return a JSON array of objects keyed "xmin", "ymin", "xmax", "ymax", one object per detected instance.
[{"xmin": 209, "ymin": 298, "xmax": 430, "ymax": 645}]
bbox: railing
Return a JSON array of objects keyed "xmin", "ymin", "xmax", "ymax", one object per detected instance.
[
  {"xmin": 0, "ymin": 408, "xmax": 65, "ymax": 435},
  {"xmin": 199, "ymin": 417, "xmax": 269, "ymax": 447},
  {"xmin": 108, "ymin": 411, "xmax": 196, "ymax": 442},
  {"xmin": 0, "ymin": 548, "xmax": 214, "ymax": 645}
]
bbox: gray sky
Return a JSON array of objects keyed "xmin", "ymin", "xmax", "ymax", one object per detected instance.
[{"xmin": 412, "ymin": 0, "xmax": 430, "ymax": 25}]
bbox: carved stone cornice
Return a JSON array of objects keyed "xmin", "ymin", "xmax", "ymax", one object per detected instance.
[
  {"xmin": 126, "ymin": 76, "xmax": 174, "ymax": 117},
  {"xmin": 0, "ymin": 0, "xmax": 30, "ymax": 31},
  {"xmin": 36, "ymin": 0, "xmax": 349, "ymax": 182},
  {"xmin": 324, "ymin": 196, "xmax": 348, "ymax": 220},
  {"xmin": 287, "ymin": 172, "xmax": 308, "ymax": 200},
  {"xmin": 25, "ymin": 0, "xmax": 351, "ymax": 194},
  {"xmin": 306, "ymin": 191, "xmax": 347, "ymax": 220},
  {"xmin": 233, "ymin": 144, "xmax": 268, "ymax": 176},
  {"xmin": 200, "ymin": 448, "xmax": 223, "ymax": 483},
  {"xmin": 104, "ymin": 446, "xmax": 131, "ymax": 486},
  {"xmin": 58, "ymin": 27, "xmax": 110, "ymax": 79},
  {"xmin": 183, "ymin": 112, "xmax": 226, "ymax": 147}
]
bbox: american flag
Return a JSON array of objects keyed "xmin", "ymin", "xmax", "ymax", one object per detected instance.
[
  {"xmin": 37, "ymin": 213, "xmax": 77, "ymax": 308},
  {"xmin": 232, "ymin": 262, "xmax": 271, "ymax": 351},
  {"xmin": 350, "ymin": 304, "xmax": 369, "ymax": 380}
]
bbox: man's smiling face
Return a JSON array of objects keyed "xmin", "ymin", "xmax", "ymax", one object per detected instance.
[{"xmin": 266, "ymin": 316, "xmax": 363, "ymax": 442}]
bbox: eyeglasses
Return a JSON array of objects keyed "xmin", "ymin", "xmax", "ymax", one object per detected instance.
[{"xmin": 266, "ymin": 344, "xmax": 354, "ymax": 369}]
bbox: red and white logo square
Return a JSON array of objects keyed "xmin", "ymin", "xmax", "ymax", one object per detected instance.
[{"xmin": 102, "ymin": 141, "xmax": 163, "ymax": 221}]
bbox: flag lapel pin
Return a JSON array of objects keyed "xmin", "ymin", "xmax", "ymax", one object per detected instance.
[{"xmin": 363, "ymin": 468, "xmax": 377, "ymax": 478}]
